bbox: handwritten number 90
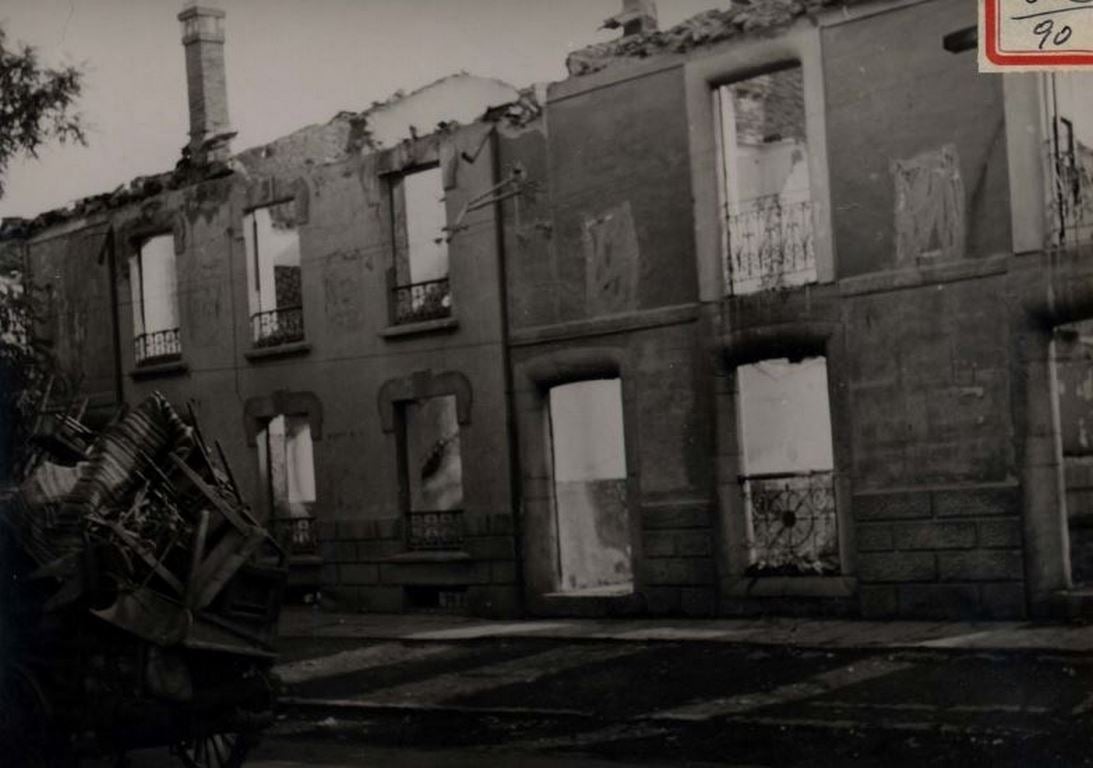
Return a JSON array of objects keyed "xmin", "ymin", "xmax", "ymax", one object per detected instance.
[{"xmin": 1034, "ymin": 19, "xmax": 1073, "ymax": 49}]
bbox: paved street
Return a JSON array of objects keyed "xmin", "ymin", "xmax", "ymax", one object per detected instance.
[
  {"xmin": 85, "ymin": 612, "xmax": 1093, "ymax": 766},
  {"xmin": 262, "ymin": 629, "xmax": 1093, "ymax": 767}
]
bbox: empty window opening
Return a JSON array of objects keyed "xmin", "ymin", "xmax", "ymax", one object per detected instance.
[
  {"xmin": 548, "ymin": 378, "xmax": 634, "ymax": 594},
  {"xmin": 736, "ymin": 357, "xmax": 838, "ymax": 576},
  {"xmin": 392, "ymin": 166, "xmax": 451, "ymax": 324},
  {"xmin": 1053, "ymin": 321, "xmax": 1093, "ymax": 586},
  {"xmin": 402, "ymin": 394, "xmax": 464, "ymax": 550},
  {"xmin": 1045, "ymin": 72, "xmax": 1093, "ymax": 248},
  {"xmin": 129, "ymin": 234, "xmax": 181, "ymax": 364},
  {"xmin": 257, "ymin": 414, "xmax": 316, "ymax": 526},
  {"xmin": 244, "ymin": 202, "xmax": 303, "ymax": 347},
  {"xmin": 716, "ymin": 63, "xmax": 815, "ymax": 295}
]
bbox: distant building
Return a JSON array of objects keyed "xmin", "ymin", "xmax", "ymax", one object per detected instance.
[{"xmin": 5, "ymin": 0, "xmax": 1093, "ymax": 620}]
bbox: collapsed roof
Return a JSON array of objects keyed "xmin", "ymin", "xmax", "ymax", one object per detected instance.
[{"xmin": 566, "ymin": 0, "xmax": 856, "ymax": 76}]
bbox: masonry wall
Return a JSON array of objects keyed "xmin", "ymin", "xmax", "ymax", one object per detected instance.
[
  {"xmin": 24, "ymin": 224, "xmax": 119, "ymax": 411},
  {"xmin": 24, "ymin": 121, "xmax": 519, "ymax": 617},
  {"xmin": 501, "ymin": 66, "xmax": 716, "ymax": 616},
  {"xmin": 706, "ymin": 0, "xmax": 1027, "ymax": 619},
  {"xmin": 823, "ymin": 0, "xmax": 1011, "ymax": 278}
]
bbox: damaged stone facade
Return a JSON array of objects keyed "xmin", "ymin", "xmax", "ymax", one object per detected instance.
[
  {"xmin": 11, "ymin": 0, "xmax": 1093, "ymax": 621},
  {"xmin": 6, "ymin": 72, "xmax": 528, "ymax": 617}
]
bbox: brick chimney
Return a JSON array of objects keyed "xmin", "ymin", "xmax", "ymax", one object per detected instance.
[
  {"xmin": 178, "ymin": 5, "xmax": 233, "ymax": 163},
  {"xmin": 603, "ymin": 0, "xmax": 658, "ymax": 37}
]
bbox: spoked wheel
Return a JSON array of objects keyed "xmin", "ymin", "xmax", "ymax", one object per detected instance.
[{"xmin": 174, "ymin": 731, "xmax": 251, "ymax": 768}]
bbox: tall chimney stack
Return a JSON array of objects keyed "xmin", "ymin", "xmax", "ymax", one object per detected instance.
[
  {"xmin": 603, "ymin": 0, "xmax": 658, "ymax": 37},
  {"xmin": 178, "ymin": 5, "xmax": 232, "ymax": 163}
]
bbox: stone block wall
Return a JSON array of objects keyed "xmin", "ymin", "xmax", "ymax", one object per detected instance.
[
  {"xmin": 318, "ymin": 514, "xmax": 519, "ymax": 617},
  {"xmin": 640, "ymin": 501, "xmax": 717, "ymax": 615},
  {"xmin": 855, "ymin": 486, "xmax": 1025, "ymax": 619}
]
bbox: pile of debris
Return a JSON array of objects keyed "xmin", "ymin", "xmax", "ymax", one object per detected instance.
[
  {"xmin": 566, "ymin": 0, "xmax": 860, "ymax": 76},
  {"xmin": 4, "ymin": 391, "xmax": 284, "ymax": 650}
]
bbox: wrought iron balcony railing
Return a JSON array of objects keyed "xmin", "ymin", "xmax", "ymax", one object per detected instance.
[
  {"xmin": 392, "ymin": 277, "xmax": 451, "ymax": 325},
  {"xmin": 134, "ymin": 327, "xmax": 182, "ymax": 365},
  {"xmin": 272, "ymin": 514, "xmax": 319, "ymax": 559},
  {"xmin": 1045, "ymin": 137, "xmax": 1093, "ymax": 249},
  {"xmin": 407, "ymin": 509, "xmax": 464, "ymax": 551},
  {"xmin": 251, "ymin": 305, "xmax": 304, "ymax": 348},
  {"xmin": 740, "ymin": 470, "xmax": 838, "ymax": 576},
  {"xmin": 724, "ymin": 195, "xmax": 816, "ymax": 295}
]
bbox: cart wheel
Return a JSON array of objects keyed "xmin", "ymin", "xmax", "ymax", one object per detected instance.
[{"xmin": 174, "ymin": 731, "xmax": 251, "ymax": 768}]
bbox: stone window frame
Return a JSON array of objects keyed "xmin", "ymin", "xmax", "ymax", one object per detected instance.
[
  {"xmin": 714, "ymin": 323, "xmax": 856, "ymax": 599},
  {"xmin": 243, "ymin": 390, "xmax": 323, "ymax": 446},
  {"xmin": 684, "ymin": 25, "xmax": 835, "ymax": 302},
  {"xmin": 241, "ymin": 196, "xmax": 306, "ymax": 351},
  {"xmin": 121, "ymin": 211, "xmax": 188, "ymax": 374},
  {"xmin": 243, "ymin": 390, "xmax": 324, "ymax": 525},
  {"xmin": 237, "ymin": 175, "xmax": 311, "ymax": 357},
  {"xmin": 377, "ymin": 137, "xmax": 457, "ymax": 334},
  {"xmin": 1002, "ymin": 72, "xmax": 1083, "ymax": 256},
  {"xmin": 377, "ymin": 370, "xmax": 473, "ymax": 551},
  {"xmin": 512, "ymin": 348, "xmax": 643, "ymax": 601}
]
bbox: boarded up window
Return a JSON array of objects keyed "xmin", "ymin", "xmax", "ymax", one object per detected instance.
[
  {"xmin": 582, "ymin": 201, "xmax": 639, "ymax": 315},
  {"xmin": 891, "ymin": 144, "xmax": 965, "ymax": 263}
]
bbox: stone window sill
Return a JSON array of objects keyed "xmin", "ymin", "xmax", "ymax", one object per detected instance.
[
  {"xmin": 723, "ymin": 575, "xmax": 856, "ymax": 599},
  {"xmin": 383, "ymin": 550, "xmax": 471, "ymax": 564},
  {"xmin": 379, "ymin": 317, "xmax": 459, "ymax": 340},
  {"xmin": 130, "ymin": 359, "xmax": 189, "ymax": 381},
  {"xmin": 244, "ymin": 340, "xmax": 311, "ymax": 362}
]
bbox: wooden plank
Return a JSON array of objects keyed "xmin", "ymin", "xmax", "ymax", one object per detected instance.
[
  {"xmin": 185, "ymin": 508, "xmax": 210, "ymax": 608},
  {"xmin": 215, "ymin": 439, "xmax": 244, "ymax": 505},
  {"xmin": 104, "ymin": 519, "xmax": 185, "ymax": 595},
  {"xmin": 194, "ymin": 529, "xmax": 266, "ymax": 610},
  {"xmin": 169, "ymin": 453, "xmax": 259, "ymax": 534}
]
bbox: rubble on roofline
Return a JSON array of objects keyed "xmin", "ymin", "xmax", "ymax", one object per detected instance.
[
  {"xmin": 566, "ymin": 0, "xmax": 859, "ymax": 76},
  {"xmin": 2, "ymin": 79, "xmax": 542, "ymax": 242}
]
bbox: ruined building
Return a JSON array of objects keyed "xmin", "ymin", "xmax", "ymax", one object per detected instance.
[{"xmin": 5, "ymin": 0, "xmax": 1093, "ymax": 620}]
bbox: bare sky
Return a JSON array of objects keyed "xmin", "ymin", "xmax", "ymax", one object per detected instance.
[{"xmin": 0, "ymin": 0, "xmax": 718, "ymax": 219}]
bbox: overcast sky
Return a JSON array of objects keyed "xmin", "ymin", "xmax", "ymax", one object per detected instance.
[{"xmin": 0, "ymin": 0, "xmax": 718, "ymax": 219}]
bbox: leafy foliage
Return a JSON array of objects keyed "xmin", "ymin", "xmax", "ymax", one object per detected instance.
[
  {"xmin": 0, "ymin": 25, "xmax": 86, "ymax": 199},
  {"xmin": 0, "ymin": 265, "xmax": 71, "ymax": 483}
]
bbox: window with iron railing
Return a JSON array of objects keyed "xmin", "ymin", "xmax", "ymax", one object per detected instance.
[
  {"xmin": 129, "ymin": 234, "xmax": 182, "ymax": 365},
  {"xmin": 244, "ymin": 202, "xmax": 304, "ymax": 347},
  {"xmin": 736, "ymin": 356, "xmax": 839, "ymax": 576},
  {"xmin": 134, "ymin": 328, "xmax": 182, "ymax": 366},
  {"xmin": 390, "ymin": 166, "xmax": 452, "ymax": 325},
  {"xmin": 257, "ymin": 414, "xmax": 316, "ymax": 547},
  {"xmin": 1044, "ymin": 72, "xmax": 1093, "ymax": 250},
  {"xmin": 716, "ymin": 63, "xmax": 817, "ymax": 295},
  {"xmin": 399, "ymin": 394, "xmax": 464, "ymax": 551}
]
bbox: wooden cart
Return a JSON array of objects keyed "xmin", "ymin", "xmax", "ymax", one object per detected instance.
[{"xmin": 1, "ymin": 394, "xmax": 288, "ymax": 767}]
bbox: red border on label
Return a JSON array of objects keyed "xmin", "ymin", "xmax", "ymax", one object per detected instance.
[{"xmin": 985, "ymin": 0, "xmax": 1093, "ymax": 65}]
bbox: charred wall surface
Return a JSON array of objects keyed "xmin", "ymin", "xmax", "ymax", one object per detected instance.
[
  {"xmin": 500, "ymin": 65, "xmax": 715, "ymax": 617},
  {"xmin": 20, "ymin": 118, "xmax": 519, "ymax": 617}
]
